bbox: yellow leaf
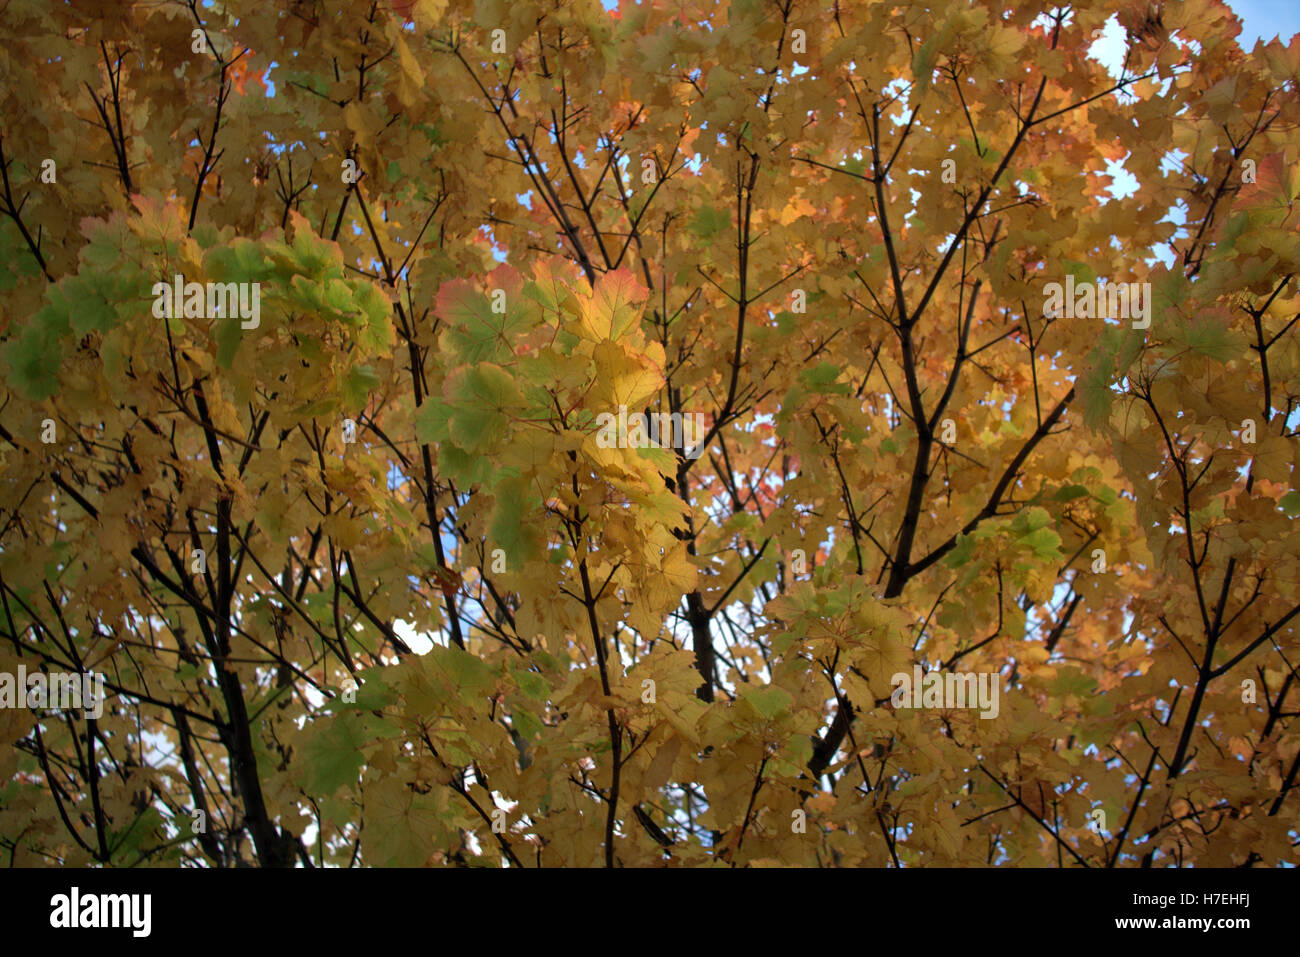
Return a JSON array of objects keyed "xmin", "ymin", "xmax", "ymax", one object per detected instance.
[
  {"xmin": 395, "ymin": 36, "xmax": 424, "ymax": 107},
  {"xmin": 778, "ymin": 197, "xmax": 816, "ymax": 225},
  {"xmin": 644, "ymin": 732, "xmax": 681, "ymax": 790}
]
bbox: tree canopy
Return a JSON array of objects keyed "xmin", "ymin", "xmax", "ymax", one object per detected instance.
[{"xmin": 1, "ymin": 0, "xmax": 1298, "ymax": 867}]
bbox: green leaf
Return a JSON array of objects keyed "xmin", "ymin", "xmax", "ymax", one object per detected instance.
[
  {"xmin": 912, "ymin": 35, "xmax": 939, "ymax": 94},
  {"xmin": 290, "ymin": 226, "xmax": 345, "ymax": 279},
  {"xmin": 1022, "ymin": 526, "xmax": 1062, "ymax": 560},
  {"xmin": 513, "ymin": 668, "xmax": 549, "ymax": 700},
  {"xmin": 204, "ymin": 238, "xmax": 270, "ymax": 284},
  {"xmin": 490, "ymin": 475, "xmax": 543, "ymax": 564},
  {"xmin": 413, "ymin": 398, "xmax": 451, "ymax": 445},
  {"xmin": 109, "ymin": 807, "xmax": 162, "ymax": 863},
  {"xmin": 943, "ymin": 532, "xmax": 975, "ymax": 569},
  {"xmin": 1053, "ymin": 484, "xmax": 1090, "ymax": 501},
  {"xmin": 65, "ymin": 274, "xmax": 117, "ymax": 336},
  {"xmin": 2, "ymin": 325, "xmax": 64, "ymax": 399},
  {"xmin": 1280, "ymin": 490, "xmax": 1300, "ymax": 518},
  {"xmin": 436, "ymin": 269, "xmax": 529, "ymax": 364},
  {"xmin": 511, "ymin": 707, "xmax": 543, "ymax": 742},
  {"xmin": 1013, "ymin": 506, "xmax": 1053, "ymax": 533},
  {"xmin": 322, "ymin": 277, "xmax": 356, "ymax": 317},
  {"xmin": 799, "ymin": 361, "xmax": 847, "ymax": 394},
  {"xmin": 688, "ymin": 205, "xmax": 730, "ymax": 240},
  {"xmin": 1079, "ymin": 342, "xmax": 1117, "ymax": 428},
  {"xmin": 1062, "ymin": 260, "xmax": 1099, "ymax": 284},
  {"xmin": 740, "ymin": 684, "xmax": 792, "ymax": 720},
  {"xmin": 342, "ymin": 364, "xmax": 380, "ymax": 409},
  {"xmin": 214, "ymin": 315, "xmax": 244, "ymax": 369},
  {"xmin": 175, "ymin": 661, "xmax": 201, "ymax": 682},
  {"xmin": 353, "ymin": 282, "xmax": 395, "ymax": 350},
  {"xmin": 1050, "ymin": 667, "xmax": 1098, "ymax": 697},
  {"xmin": 299, "ymin": 718, "xmax": 367, "ymax": 794},
  {"xmin": 1182, "ymin": 315, "xmax": 1243, "ymax": 362},
  {"xmin": 434, "ymin": 644, "xmax": 495, "ymax": 698}
]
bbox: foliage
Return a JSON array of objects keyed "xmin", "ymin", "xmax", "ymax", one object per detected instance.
[{"xmin": 0, "ymin": 0, "xmax": 1298, "ymax": 867}]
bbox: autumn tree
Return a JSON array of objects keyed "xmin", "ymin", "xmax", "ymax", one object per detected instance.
[{"xmin": 1, "ymin": 0, "xmax": 1298, "ymax": 867}]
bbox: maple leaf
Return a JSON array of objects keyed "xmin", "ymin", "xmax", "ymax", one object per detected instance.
[{"xmin": 1, "ymin": 0, "xmax": 1296, "ymax": 874}]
